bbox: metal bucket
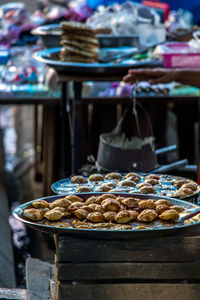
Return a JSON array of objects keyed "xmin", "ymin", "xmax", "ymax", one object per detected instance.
[{"xmin": 97, "ymin": 132, "xmax": 158, "ymax": 173}]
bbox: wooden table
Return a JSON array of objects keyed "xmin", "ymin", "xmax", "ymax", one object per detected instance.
[
  {"xmin": 25, "ymin": 229, "xmax": 200, "ymax": 300},
  {"xmin": 52, "ymin": 229, "xmax": 200, "ymax": 300}
]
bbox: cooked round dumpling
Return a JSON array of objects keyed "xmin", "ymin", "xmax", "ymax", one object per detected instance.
[
  {"xmin": 115, "ymin": 210, "xmax": 136, "ymax": 224},
  {"xmin": 159, "ymin": 209, "xmax": 178, "ymax": 221},
  {"xmin": 50, "ymin": 198, "xmax": 71, "ymax": 209},
  {"xmin": 71, "ymin": 175, "xmax": 87, "ymax": 184},
  {"xmin": 32, "ymin": 200, "xmax": 49, "ymax": 209},
  {"xmin": 24, "ymin": 208, "xmax": 43, "ymax": 221},
  {"xmin": 139, "ymin": 200, "xmax": 156, "ymax": 209},
  {"xmin": 118, "ymin": 179, "xmax": 136, "ymax": 187},
  {"xmin": 101, "ymin": 198, "xmax": 121, "ymax": 212},
  {"xmin": 88, "ymin": 174, "xmax": 104, "ymax": 181},
  {"xmin": 137, "ymin": 209, "xmax": 157, "ymax": 222},
  {"xmin": 44, "ymin": 209, "xmax": 64, "ymax": 221},
  {"xmin": 87, "ymin": 212, "xmax": 104, "ymax": 223},
  {"xmin": 105, "ymin": 172, "xmax": 122, "ymax": 180}
]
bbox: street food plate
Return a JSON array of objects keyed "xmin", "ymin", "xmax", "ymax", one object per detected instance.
[
  {"xmin": 33, "ymin": 48, "xmax": 162, "ymax": 76},
  {"xmin": 13, "ymin": 193, "xmax": 200, "ymax": 240},
  {"xmin": 51, "ymin": 173, "xmax": 200, "ymax": 203}
]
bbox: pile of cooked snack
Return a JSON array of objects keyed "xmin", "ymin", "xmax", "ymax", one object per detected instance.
[
  {"xmin": 60, "ymin": 21, "xmax": 99, "ymax": 63},
  {"xmin": 69, "ymin": 172, "xmax": 198, "ymax": 199},
  {"xmin": 23, "ymin": 193, "xmax": 185, "ymax": 230}
]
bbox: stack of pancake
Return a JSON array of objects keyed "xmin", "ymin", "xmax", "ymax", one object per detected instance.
[{"xmin": 60, "ymin": 21, "xmax": 99, "ymax": 63}]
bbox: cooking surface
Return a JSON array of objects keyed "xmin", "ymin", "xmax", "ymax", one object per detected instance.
[
  {"xmin": 51, "ymin": 173, "xmax": 200, "ymax": 201},
  {"xmin": 13, "ymin": 193, "xmax": 200, "ymax": 239}
]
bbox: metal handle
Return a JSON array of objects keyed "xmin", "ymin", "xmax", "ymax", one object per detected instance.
[
  {"xmin": 178, "ymin": 208, "xmax": 200, "ymax": 222},
  {"xmin": 155, "ymin": 145, "xmax": 177, "ymax": 156},
  {"xmin": 151, "ymin": 159, "xmax": 188, "ymax": 174}
]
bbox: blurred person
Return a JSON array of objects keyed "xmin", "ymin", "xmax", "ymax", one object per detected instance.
[{"xmin": 123, "ymin": 68, "xmax": 200, "ymax": 88}]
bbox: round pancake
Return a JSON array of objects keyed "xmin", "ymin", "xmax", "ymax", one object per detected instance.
[
  {"xmin": 61, "ymin": 21, "xmax": 95, "ymax": 35},
  {"xmin": 61, "ymin": 33, "xmax": 99, "ymax": 46},
  {"xmin": 60, "ymin": 39, "xmax": 99, "ymax": 54},
  {"xmin": 60, "ymin": 45, "xmax": 99, "ymax": 59}
]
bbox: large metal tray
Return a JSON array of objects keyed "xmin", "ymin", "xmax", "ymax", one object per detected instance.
[
  {"xmin": 33, "ymin": 48, "xmax": 162, "ymax": 77},
  {"xmin": 13, "ymin": 193, "xmax": 200, "ymax": 239},
  {"xmin": 51, "ymin": 174, "xmax": 200, "ymax": 203},
  {"xmin": 32, "ymin": 24, "xmax": 139, "ymax": 49}
]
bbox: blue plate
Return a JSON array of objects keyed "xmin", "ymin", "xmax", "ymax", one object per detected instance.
[
  {"xmin": 51, "ymin": 173, "xmax": 199, "ymax": 203},
  {"xmin": 33, "ymin": 48, "xmax": 162, "ymax": 76},
  {"xmin": 13, "ymin": 193, "xmax": 200, "ymax": 239}
]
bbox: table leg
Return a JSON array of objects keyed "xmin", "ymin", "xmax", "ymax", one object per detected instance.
[
  {"xmin": 60, "ymin": 82, "xmax": 71, "ymax": 177},
  {"xmin": 197, "ymin": 97, "xmax": 200, "ymax": 184},
  {"xmin": 72, "ymin": 82, "xmax": 83, "ymax": 173}
]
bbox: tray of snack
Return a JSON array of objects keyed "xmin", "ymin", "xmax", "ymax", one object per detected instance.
[
  {"xmin": 13, "ymin": 193, "xmax": 200, "ymax": 239},
  {"xmin": 51, "ymin": 173, "xmax": 200, "ymax": 203},
  {"xmin": 33, "ymin": 47, "xmax": 162, "ymax": 76}
]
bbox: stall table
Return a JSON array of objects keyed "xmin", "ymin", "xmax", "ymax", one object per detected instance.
[{"xmin": 25, "ymin": 228, "xmax": 200, "ymax": 300}]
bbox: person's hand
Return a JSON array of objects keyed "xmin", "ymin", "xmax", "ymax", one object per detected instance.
[{"xmin": 123, "ymin": 68, "xmax": 179, "ymax": 85}]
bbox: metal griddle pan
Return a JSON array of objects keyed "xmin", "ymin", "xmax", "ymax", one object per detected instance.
[{"xmin": 13, "ymin": 193, "xmax": 200, "ymax": 240}]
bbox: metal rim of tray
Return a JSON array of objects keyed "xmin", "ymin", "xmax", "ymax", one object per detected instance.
[
  {"xmin": 13, "ymin": 193, "xmax": 200, "ymax": 239},
  {"xmin": 51, "ymin": 174, "xmax": 200, "ymax": 203},
  {"xmin": 33, "ymin": 48, "xmax": 162, "ymax": 72},
  {"xmin": 31, "ymin": 24, "xmax": 61, "ymax": 36}
]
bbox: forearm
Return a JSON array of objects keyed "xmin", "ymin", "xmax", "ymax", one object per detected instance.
[{"xmin": 176, "ymin": 70, "xmax": 200, "ymax": 88}]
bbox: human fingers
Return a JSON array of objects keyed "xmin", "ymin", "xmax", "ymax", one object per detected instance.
[
  {"xmin": 149, "ymin": 74, "xmax": 173, "ymax": 84},
  {"xmin": 128, "ymin": 68, "xmax": 166, "ymax": 78}
]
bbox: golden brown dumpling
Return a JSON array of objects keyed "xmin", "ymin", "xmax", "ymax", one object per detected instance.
[
  {"xmin": 145, "ymin": 174, "xmax": 160, "ymax": 180},
  {"xmin": 101, "ymin": 198, "xmax": 121, "ymax": 212},
  {"xmin": 68, "ymin": 202, "xmax": 84, "ymax": 212},
  {"xmin": 125, "ymin": 172, "xmax": 141, "ymax": 180},
  {"xmin": 38, "ymin": 208, "xmax": 50, "ymax": 217},
  {"xmin": 173, "ymin": 179, "xmax": 190, "ymax": 188},
  {"xmin": 50, "ymin": 198, "xmax": 71, "ymax": 209},
  {"xmin": 115, "ymin": 210, "xmax": 134, "ymax": 224},
  {"xmin": 155, "ymin": 204, "xmax": 169, "ymax": 214},
  {"xmin": 81, "ymin": 205, "xmax": 95, "ymax": 213},
  {"xmin": 155, "ymin": 199, "xmax": 172, "ymax": 207},
  {"xmin": 32, "ymin": 200, "xmax": 49, "ymax": 209},
  {"xmin": 171, "ymin": 205, "xmax": 184, "ymax": 213},
  {"xmin": 159, "ymin": 209, "xmax": 178, "ymax": 221},
  {"xmin": 76, "ymin": 186, "xmax": 93, "ymax": 193},
  {"xmin": 179, "ymin": 187, "xmax": 194, "ymax": 196},
  {"xmin": 65, "ymin": 195, "xmax": 83, "ymax": 202},
  {"xmin": 115, "ymin": 196, "xmax": 126, "ymax": 203},
  {"xmin": 105, "ymin": 172, "xmax": 122, "ymax": 180},
  {"xmin": 94, "ymin": 204, "xmax": 106, "ymax": 214},
  {"xmin": 87, "ymin": 212, "xmax": 104, "ymax": 223},
  {"xmin": 139, "ymin": 186, "xmax": 156, "ymax": 194},
  {"xmin": 137, "ymin": 209, "xmax": 157, "ymax": 222},
  {"xmin": 71, "ymin": 175, "xmax": 87, "ymax": 184},
  {"xmin": 95, "ymin": 184, "xmax": 112, "ymax": 192},
  {"xmin": 121, "ymin": 197, "xmax": 139, "ymax": 208},
  {"xmin": 103, "ymin": 211, "xmax": 117, "ymax": 221},
  {"xmin": 136, "ymin": 182, "xmax": 152, "ymax": 189},
  {"xmin": 139, "ymin": 200, "xmax": 155, "ymax": 209},
  {"xmin": 145, "ymin": 178, "xmax": 159, "ymax": 186},
  {"xmin": 24, "ymin": 208, "xmax": 43, "ymax": 221},
  {"xmin": 180, "ymin": 181, "xmax": 198, "ymax": 191},
  {"xmin": 173, "ymin": 190, "xmax": 188, "ymax": 199},
  {"xmin": 44, "ymin": 209, "xmax": 64, "ymax": 221},
  {"xmin": 85, "ymin": 196, "xmax": 99, "ymax": 205},
  {"xmin": 98, "ymin": 194, "xmax": 117, "ymax": 201},
  {"xmin": 88, "ymin": 174, "xmax": 104, "ymax": 182},
  {"xmin": 118, "ymin": 179, "xmax": 136, "ymax": 187},
  {"xmin": 74, "ymin": 209, "xmax": 88, "ymax": 220}
]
